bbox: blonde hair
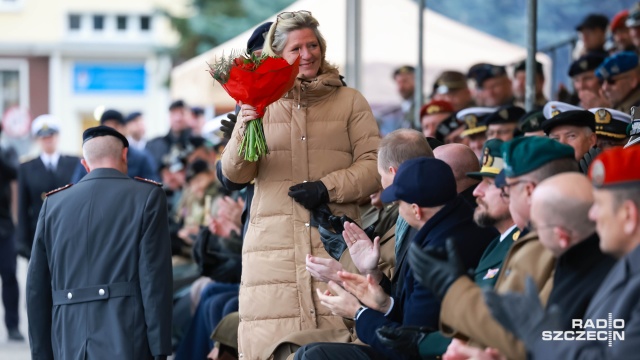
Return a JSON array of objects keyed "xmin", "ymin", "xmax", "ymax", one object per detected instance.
[{"xmin": 263, "ymin": 10, "xmax": 337, "ymax": 76}]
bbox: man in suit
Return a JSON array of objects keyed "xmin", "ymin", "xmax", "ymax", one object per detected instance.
[
  {"xmin": 484, "ymin": 145, "xmax": 640, "ymax": 359},
  {"xmin": 16, "ymin": 115, "xmax": 79, "ymax": 259},
  {"xmin": 71, "ymin": 109, "xmax": 158, "ymax": 183},
  {"xmin": 26, "ymin": 125, "xmax": 172, "ymax": 360},
  {"xmin": 146, "ymin": 100, "xmax": 192, "ymax": 172}
]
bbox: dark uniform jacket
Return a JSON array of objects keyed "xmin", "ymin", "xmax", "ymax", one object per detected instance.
[
  {"xmin": 546, "ymin": 233, "xmax": 616, "ymax": 330},
  {"xmin": 473, "ymin": 226, "xmax": 519, "ymax": 288},
  {"xmin": 16, "ymin": 155, "xmax": 78, "ymax": 258},
  {"xmin": 26, "ymin": 168, "xmax": 173, "ymax": 360},
  {"xmin": 355, "ymin": 196, "xmax": 497, "ymax": 359},
  {"xmin": 531, "ymin": 242, "xmax": 640, "ymax": 360}
]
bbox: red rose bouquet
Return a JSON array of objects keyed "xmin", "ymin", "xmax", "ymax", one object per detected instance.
[{"xmin": 208, "ymin": 52, "xmax": 300, "ymax": 161}]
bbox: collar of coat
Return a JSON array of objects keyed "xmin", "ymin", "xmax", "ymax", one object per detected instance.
[{"xmin": 284, "ymin": 69, "xmax": 344, "ymax": 106}]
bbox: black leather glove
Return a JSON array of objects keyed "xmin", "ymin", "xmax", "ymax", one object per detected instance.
[
  {"xmin": 579, "ymin": 147, "xmax": 601, "ymax": 174},
  {"xmin": 483, "ymin": 277, "xmax": 561, "ymax": 348},
  {"xmin": 318, "ymin": 225, "xmax": 348, "ymax": 260},
  {"xmin": 220, "ymin": 113, "xmax": 237, "ymax": 140},
  {"xmin": 288, "ymin": 181, "xmax": 329, "ymax": 209},
  {"xmin": 408, "ymin": 238, "xmax": 466, "ymax": 299},
  {"xmin": 329, "ymin": 214, "xmax": 376, "ymax": 240},
  {"xmin": 376, "ymin": 326, "xmax": 433, "ymax": 358}
]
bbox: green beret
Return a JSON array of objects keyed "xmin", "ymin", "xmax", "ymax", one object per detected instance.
[
  {"xmin": 501, "ymin": 136, "xmax": 575, "ymax": 178},
  {"xmin": 467, "ymin": 139, "xmax": 505, "ymax": 179}
]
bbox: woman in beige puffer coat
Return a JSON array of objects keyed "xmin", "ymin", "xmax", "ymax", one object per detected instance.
[{"xmin": 221, "ymin": 11, "xmax": 381, "ymax": 359}]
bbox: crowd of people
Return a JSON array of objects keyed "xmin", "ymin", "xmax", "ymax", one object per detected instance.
[{"xmin": 1, "ymin": 4, "xmax": 640, "ymax": 360}]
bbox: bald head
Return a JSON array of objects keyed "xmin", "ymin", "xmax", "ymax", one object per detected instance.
[
  {"xmin": 531, "ymin": 173, "xmax": 595, "ymax": 256},
  {"xmin": 434, "ymin": 144, "xmax": 480, "ymax": 193},
  {"xmin": 81, "ymin": 136, "xmax": 128, "ymax": 174}
]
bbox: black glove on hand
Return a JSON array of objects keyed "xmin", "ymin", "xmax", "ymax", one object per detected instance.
[
  {"xmin": 408, "ymin": 238, "xmax": 466, "ymax": 299},
  {"xmin": 288, "ymin": 181, "xmax": 329, "ymax": 210},
  {"xmin": 220, "ymin": 113, "xmax": 237, "ymax": 140},
  {"xmin": 579, "ymin": 147, "xmax": 601, "ymax": 174},
  {"xmin": 328, "ymin": 215, "xmax": 376, "ymax": 240},
  {"xmin": 483, "ymin": 277, "xmax": 561, "ymax": 347},
  {"xmin": 376, "ymin": 326, "xmax": 433, "ymax": 358},
  {"xmin": 318, "ymin": 225, "xmax": 348, "ymax": 260}
]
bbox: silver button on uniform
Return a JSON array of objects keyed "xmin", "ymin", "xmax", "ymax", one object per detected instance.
[
  {"xmin": 99, "ymin": 289, "xmax": 105, "ymax": 296},
  {"xmin": 305, "ymin": 223, "xmax": 310, "ymax": 227},
  {"xmin": 67, "ymin": 292, "xmax": 72, "ymax": 300}
]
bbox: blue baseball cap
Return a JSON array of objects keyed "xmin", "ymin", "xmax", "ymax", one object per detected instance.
[{"xmin": 380, "ymin": 157, "xmax": 457, "ymax": 207}]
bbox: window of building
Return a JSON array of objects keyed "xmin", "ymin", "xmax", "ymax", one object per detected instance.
[
  {"xmin": 93, "ymin": 15, "xmax": 104, "ymax": 30},
  {"xmin": 0, "ymin": 70, "xmax": 20, "ymax": 116},
  {"xmin": 140, "ymin": 15, "xmax": 151, "ymax": 31},
  {"xmin": 69, "ymin": 14, "xmax": 81, "ymax": 30},
  {"xmin": 0, "ymin": 60, "xmax": 29, "ymax": 139},
  {"xmin": 117, "ymin": 15, "xmax": 127, "ymax": 31}
]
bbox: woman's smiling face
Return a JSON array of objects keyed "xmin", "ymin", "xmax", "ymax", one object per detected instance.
[{"xmin": 281, "ymin": 28, "xmax": 322, "ymax": 79}]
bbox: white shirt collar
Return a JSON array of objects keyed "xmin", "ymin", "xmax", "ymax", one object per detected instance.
[
  {"xmin": 40, "ymin": 152, "xmax": 60, "ymax": 169},
  {"xmin": 500, "ymin": 224, "xmax": 518, "ymax": 242}
]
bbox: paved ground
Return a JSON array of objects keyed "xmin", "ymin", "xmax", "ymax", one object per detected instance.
[{"xmin": 0, "ymin": 257, "xmax": 30, "ymax": 360}]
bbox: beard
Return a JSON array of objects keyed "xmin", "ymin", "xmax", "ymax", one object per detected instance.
[{"xmin": 474, "ymin": 204, "xmax": 510, "ymax": 228}]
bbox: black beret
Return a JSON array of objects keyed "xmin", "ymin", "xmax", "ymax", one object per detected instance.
[
  {"xmin": 514, "ymin": 60, "xmax": 544, "ymax": 78},
  {"xmin": 247, "ymin": 22, "xmax": 273, "ymax": 53},
  {"xmin": 542, "ymin": 110, "xmax": 596, "ymax": 134},
  {"xmin": 100, "ymin": 109, "xmax": 125, "ymax": 125},
  {"xmin": 186, "ymin": 159, "xmax": 210, "ymax": 182},
  {"xmin": 468, "ymin": 64, "xmax": 507, "ymax": 88},
  {"xmin": 485, "ymin": 105, "xmax": 526, "ymax": 125},
  {"xmin": 518, "ymin": 110, "xmax": 546, "ymax": 133},
  {"xmin": 169, "ymin": 100, "xmax": 186, "ymax": 111},
  {"xmin": 124, "ymin": 111, "xmax": 142, "ymax": 124},
  {"xmin": 83, "ymin": 125, "xmax": 129, "ymax": 148},
  {"xmin": 568, "ymin": 53, "xmax": 607, "ymax": 77},
  {"xmin": 576, "ymin": 14, "xmax": 609, "ymax": 31},
  {"xmin": 191, "ymin": 107, "xmax": 204, "ymax": 116}
]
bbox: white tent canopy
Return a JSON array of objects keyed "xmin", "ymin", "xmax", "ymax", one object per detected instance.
[{"xmin": 171, "ymin": 0, "xmax": 550, "ymax": 112}]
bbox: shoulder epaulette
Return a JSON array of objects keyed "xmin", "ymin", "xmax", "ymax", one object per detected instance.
[
  {"xmin": 134, "ymin": 177, "xmax": 163, "ymax": 187},
  {"xmin": 45, "ymin": 184, "xmax": 73, "ymax": 197}
]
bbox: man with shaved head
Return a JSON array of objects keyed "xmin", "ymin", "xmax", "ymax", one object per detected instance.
[
  {"xmin": 27, "ymin": 126, "xmax": 173, "ymax": 360},
  {"xmin": 526, "ymin": 173, "xmax": 615, "ymax": 330},
  {"xmin": 434, "ymin": 143, "xmax": 481, "ymax": 208}
]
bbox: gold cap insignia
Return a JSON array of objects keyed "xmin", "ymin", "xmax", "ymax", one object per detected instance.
[
  {"xmin": 465, "ymin": 114, "xmax": 478, "ymax": 128},
  {"xmin": 427, "ymin": 105, "xmax": 442, "ymax": 114},
  {"xmin": 551, "ymin": 109, "xmax": 560, "ymax": 118},
  {"xmin": 482, "ymin": 147, "xmax": 494, "ymax": 167},
  {"xmin": 595, "ymin": 109, "xmax": 612, "ymax": 124},
  {"xmin": 499, "ymin": 109, "xmax": 509, "ymax": 120}
]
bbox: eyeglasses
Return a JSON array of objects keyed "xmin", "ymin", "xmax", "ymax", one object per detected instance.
[
  {"xmin": 276, "ymin": 10, "xmax": 312, "ymax": 22},
  {"xmin": 604, "ymin": 75, "xmax": 632, "ymax": 85},
  {"xmin": 500, "ymin": 179, "xmax": 536, "ymax": 198}
]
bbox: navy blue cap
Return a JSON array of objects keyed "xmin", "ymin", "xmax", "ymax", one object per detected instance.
[
  {"xmin": 82, "ymin": 125, "xmax": 129, "ymax": 148},
  {"xmin": 595, "ymin": 52, "xmax": 639, "ymax": 80},
  {"xmin": 576, "ymin": 14, "xmax": 609, "ymax": 31},
  {"xmin": 169, "ymin": 100, "xmax": 186, "ymax": 111},
  {"xmin": 380, "ymin": 157, "xmax": 457, "ymax": 207},
  {"xmin": 568, "ymin": 53, "xmax": 606, "ymax": 77},
  {"xmin": 124, "ymin": 111, "xmax": 142, "ymax": 124},
  {"xmin": 247, "ymin": 22, "xmax": 273, "ymax": 53},
  {"xmin": 468, "ymin": 64, "xmax": 507, "ymax": 88},
  {"xmin": 100, "ymin": 109, "xmax": 125, "ymax": 125}
]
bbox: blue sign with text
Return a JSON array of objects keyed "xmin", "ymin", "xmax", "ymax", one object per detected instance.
[{"xmin": 73, "ymin": 63, "xmax": 146, "ymax": 94}]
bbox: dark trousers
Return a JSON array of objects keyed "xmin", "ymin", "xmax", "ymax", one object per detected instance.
[
  {"xmin": 0, "ymin": 231, "xmax": 19, "ymax": 330},
  {"xmin": 294, "ymin": 343, "xmax": 388, "ymax": 360},
  {"xmin": 174, "ymin": 283, "xmax": 239, "ymax": 360}
]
